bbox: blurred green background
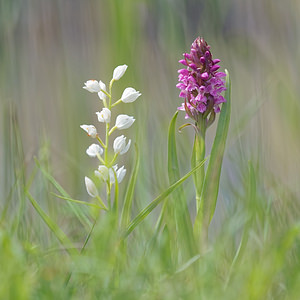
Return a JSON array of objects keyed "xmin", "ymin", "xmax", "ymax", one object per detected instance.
[
  {"xmin": 1, "ymin": 0, "xmax": 300, "ymax": 211},
  {"xmin": 1, "ymin": 0, "xmax": 300, "ymax": 298}
]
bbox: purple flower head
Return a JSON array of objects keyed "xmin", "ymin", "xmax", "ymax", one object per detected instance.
[{"xmin": 177, "ymin": 37, "xmax": 226, "ymax": 123}]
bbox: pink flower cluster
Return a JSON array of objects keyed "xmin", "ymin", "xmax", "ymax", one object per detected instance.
[{"xmin": 177, "ymin": 37, "xmax": 226, "ymax": 121}]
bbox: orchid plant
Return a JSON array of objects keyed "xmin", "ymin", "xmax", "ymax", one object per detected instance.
[
  {"xmin": 81, "ymin": 64, "xmax": 141, "ymax": 212},
  {"xmin": 174, "ymin": 37, "xmax": 231, "ymax": 249},
  {"xmin": 27, "ymin": 38, "xmax": 231, "ymax": 274},
  {"xmin": 77, "ymin": 39, "xmax": 230, "ymax": 254}
]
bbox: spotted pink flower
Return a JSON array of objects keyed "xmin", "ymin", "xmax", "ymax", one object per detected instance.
[{"xmin": 176, "ymin": 37, "xmax": 226, "ymax": 122}]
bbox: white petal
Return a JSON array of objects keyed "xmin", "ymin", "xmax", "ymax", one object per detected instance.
[
  {"xmin": 116, "ymin": 166, "xmax": 126, "ymax": 183},
  {"xmin": 85, "ymin": 176, "xmax": 98, "ymax": 197},
  {"xmin": 121, "ymin": 87, "xmax": 141, "ymax": 103},
  {"xmin": 95, "ymin": 165, "xmax": 109, "ymax": 181},
  {"xmin": 97, "ymin": 81, "xmax": 107, "ymax": 100},
  {"xmin": 120, "ymin": 139, "xmax": 131, "ymax": 155},
  {"xmin": 86, "ymin": 144, "xmax": 103, "ymax": 157},
  {"xmin": 99, "ymin": 80, "xmax": 106, "ymax": 91},
  {"xmin": 80, "ymin": 125, "xmax": 98, "ymax": 138},
  {"xmin": 113, "ymin": 135, "xmax": 125, "ymax": 154},
  {"xmin": 109, "ymin": 168, "xmax": 115, "ymax": 184},
  {"xmin": 113, "ymin": 65, "xmax": 128, "ymax": 80},
  {"xmin": 83, "ymin": 80, "xmax": 101, "ymax": 93},
  {"xmin": 96, "ymin": 108, "xmax": 111, "ymax": 123},
  {"xmin": 115, "ymin": 115, "xmax": 135, "ymax": 130},
  {"xmin": 108, "ymin": 165, "xmax": 119, "ymax": 184}
]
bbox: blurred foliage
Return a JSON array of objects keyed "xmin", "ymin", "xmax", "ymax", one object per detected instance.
[{"xmin": 1, "ymin": 0, "xmax": 300, "ymax": 299}]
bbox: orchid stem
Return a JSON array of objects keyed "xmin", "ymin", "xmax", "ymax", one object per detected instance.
[
  {"xmin": 96, "ymin": 195, "xmax": 109, "ymax": 211},
  {"xmin": 96, "ymin": 136, "xmax": 106, "ymax": 148},
  {"xmin": 112, "ymin": 99, "xmax": 122, "ymax": 108},
  {"xmin": 192, "ymin": 118, "xmax": 206, "ymax": 212}
]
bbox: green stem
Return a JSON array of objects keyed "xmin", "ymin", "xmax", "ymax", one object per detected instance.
[
  {"xmin": 107, "ymin": 183, "xmax": 112, "ymax": 210},
  {"xmin": 112, "ymin": 169, "xmax": 119, "ymax": 222},
  {"xmin": 112, "ymin": 99, "xmax": 122, "ymax": 108},
  {"xmin": 191, "ymin": 118, "xmax": 207, "ymax": 251},
  {"xmin": 108, "ymin": 153, "xmax": 119, "ymax": 168},
  {"xmin": 103, "ymin": 78, "xmax": 113, "ymax": 162},
  {"xmin": 96, "ymin": 195, "xmax": 109, "ymax": 211},
  {"xmin": 109, "ymin": 80, "xmax": 114, "ymax": 109},
  {"xmin": 108, "ymin": 126, "xmax": 116, "ymax": 136},
  {"xmin": 104, "ymin": 123, "xmax": 109, "ymax": 162},
  {"xmin": 102, "ymin": 80, "xmax": 114, "ymax": 211},
  {"xmin": 192, "ymin": 118, "xmax": 206, "ymax": 212},
  {"xmin": 101, "ymin": 89, "xmax": 111, "ymax": 99},
  {"xmin": 97, "ymin": 136, "xmax": 106, "ymax": 148},
  {"xmin": 96, "ymin": 153, "xmax": 106, "ymax": 165}
]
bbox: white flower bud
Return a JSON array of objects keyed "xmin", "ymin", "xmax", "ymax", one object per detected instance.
[
  {"xmin": 98, "ymin": 81, "xmax": 107, "ymax": 101},
  {"xmin": 121, "ymin": 87, "xmax": 141, "ymax": 103},
  {"xmin": 85, "ymin": 176, "xmax": 98, "ymax": 197},
  {"xmin": 113, "ymin": 135, "xmax": 131, "ymax": 155},
  {"xmin": 109, "ymin": 165, "xmax": 126, "ymax": 184},
  {"xmin": 80, "ymin": 125, "xmax": 98, "ymax": 138},
  {"xmin": 115, "ymin": 114, "xmax": 135, "ymax": 130},
  {"xmin": 109, "ymin": 165, "xmax": 118, "ymax": 184},
  {"xmin": 113, "ymin": 64, "xmax": 128, "ymax": 80},
  {"xmin": 96, "ymin": 108, "xmax": 111, "ymax": 123},
  {"xmin": 86, "ymin": 143, "xmax": 103, "ymax": 157},
  {"xmin": 116, "ymin": 166, "xmax": 126, "ymax": 183},
  {"xmin": 83, "ymin": 80, "xmax": 101, "ymax": 93},
  {"xmin": 95, "ymin": 165, "xmax": 109, "ymax": 182}
]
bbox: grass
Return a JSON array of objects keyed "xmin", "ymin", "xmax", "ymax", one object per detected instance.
[{"xmin": 1, "ymin": 0, "xmax": 300, "ymax": 299}]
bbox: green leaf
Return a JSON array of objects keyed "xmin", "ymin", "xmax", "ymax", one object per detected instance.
[
  {"xmin": 51, "ymin": 193, "xmax": 103, "ymax": 209},
  {"xmin": 25, "ymin": 190, "xmax": 78, "ymax": 257},
  {"xmin": 167, "ymin": 111, "xmax": 197, "ymax": 256},
  {"xmin": 195, "ymin": 69, "xmax": 231, "ymax": 236},
  {"xmin": 34, "ymin": 157, "xmax": 92, "ymax": 228},
  {"xmin": 123, "ymin": 158, "xmax": 207, "ymax": 238},
  {"xmin": 120, "ymin": 143, "xmax": 140, "ymax": 228},
  {"xmin": 175, "ymin": 254, "xmax": 201, "ymax": 274},
  {"xmin": 168, "ymin": 111, "xmax": 181, "ymax": 184}
]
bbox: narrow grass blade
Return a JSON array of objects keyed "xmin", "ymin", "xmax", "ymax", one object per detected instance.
[
  {"xmin": 175, "ymin": 254, "xmax": 201, "ymax": 274},
  {"xmin": 195, "ymin": 69, "xmax": 231, "ymax": 237},
  {"xmin": 168, "ymin": 111, "xmax": 197, "ymax": 256},
  {"xmin": 120, "ymin": 143, "xmax": 140, "ymax": 229},
  {"xmin": 228, "ymin": 161, "xmax": 257, "ymax": 279},
  {"xmin": 168, "ymin": 111, "xmax": 181, "ymax": 184},
  {"xmin": 25, "ymin": 190, "xmax": 78, "ymax": 257},
  {"xmin": 51, "ymin": 193, "xmax": 103, "ymax": 209},
  {"xmin": 4, "ymin": 104, "xmax": 27, "ymax": 234},
  {"xmin": 123, "ymin": 158, "xmax": 207, "ymax": 238},
  {"xmin": 34, "ymin": 157, "xmax": 91, "ymax": 228}
]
